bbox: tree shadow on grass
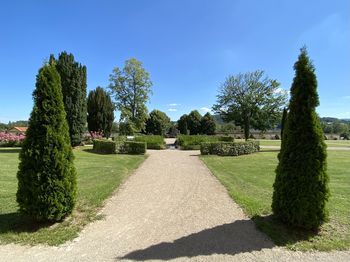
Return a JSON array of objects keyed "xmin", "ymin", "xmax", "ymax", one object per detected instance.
[
  {"xmin": 0, "ymin": 148, "xmax": 22, "ymax": 153},
  {"xmin": 252, "ymin": 214, "xmax": 319, "ymax": 247},
  {"xmin": 81, "ymin": 148, "xmax": 113, "ymax": 155},
  {"xmin": 0, "ymin": 212, "xmax": 54, "ymax": 234},
  {"xmin": 119, "ymin": 220, "xmax": 275, "ymax": 261}
]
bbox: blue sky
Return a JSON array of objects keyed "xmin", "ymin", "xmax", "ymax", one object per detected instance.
[{"xmin": 0, "ymin": 0, "xmax": 349, "ymax": 122}]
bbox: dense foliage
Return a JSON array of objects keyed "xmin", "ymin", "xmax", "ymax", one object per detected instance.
[
  {"xmin": 200, "ymin": 141, "xmax": 259, "ymax": 156},
  {"xmin": 16, "ymin": 62, "xmax": 77, "ymax": 221},
  {"xmin": 272, "ymin": 48, "xmax": 329, "ymax": 230},
  {"xmin": 87, "ymin": 87, "xmax": 114, "ymax": 138},
  {"xmin": 109, "ymin": 58, "xmax": 152, "ymax": 131},
  {"xmin": 177, "ymin": 114, "xmax": 189, "ymax": 134},
  {"xmin": 187, "ymin": 110, "xmax": 202, "ymax": 135},
  {"xmin": 145, "ymin": 109, "xmax": 171, "ymax": 136},
  {"xmin": 281, "ymin": 107, "xmax": 288, "ymax": 139},
  {"xmin": 200, "ymin": 112, "xmax": 216, "ymax": 135},
  {"xmin": 120, "ymin": 141, "xmax": 146, "ymax": 154},
  {"xmin": 177, "ymin": 135, "xmax": 233, "ymax": 150},
  {"xmin": 135, "ymin": 135, "xmax": 165, "ymax": 149},
  {"xmin": 54, "ymin": 52, "xmax": 87, "ymax": 146},
  {"xmin": 93, "ymin": 139, "xmax": 117, "ymax": 154},
  {"xmin": 213, "ymin": 70, "xmax": 287, "ymax": 140}
]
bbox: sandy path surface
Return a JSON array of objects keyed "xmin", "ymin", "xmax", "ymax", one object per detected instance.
[{"xmin": 1, "ymin": 147, "xmax": 349, "ymax": 261}]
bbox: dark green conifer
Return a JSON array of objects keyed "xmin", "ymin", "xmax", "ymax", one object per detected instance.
[
  {"xmin": 17, "ymin": 61, "xmax": 77, "ymax": 221},
  {"xmin": 272, "ymin": 48, "xmax": 329, "ymax": 230},
  {"xmin": 280, "ymin": 107, "xmax": 288, "ymax": 140},
  {"xmin": 87, "ymin": 87, "xmax": 114, "ymax": 138},
  {"xmin": 55, "ymin": 52, "xmax": 87, "ymax": 146}
]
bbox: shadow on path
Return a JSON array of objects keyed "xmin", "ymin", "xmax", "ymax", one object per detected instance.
[{"xmin": 119, "ymin": 220, "xmax": 275, "ymax": 261}]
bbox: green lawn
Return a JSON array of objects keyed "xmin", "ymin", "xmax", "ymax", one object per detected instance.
[
  {"xmin": 201, "ymin": 150, "xmax": 350, "ymax": 251},
  {"xmin": 0, "ymin": 147, "xmax": 146, "ymax": 245},
  {"xmin": 243, "ymin": 139, "xmax": 350, "ymax": 148}
]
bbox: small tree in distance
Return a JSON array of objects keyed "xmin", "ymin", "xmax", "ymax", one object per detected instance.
[
  {"xmin": 177, "ymin": 114, "xmax": 189, "ymax": 134},
  {"xmin": 272, "ymin": 47, "xmax": 329, "ymax": 230},
  {"xmin": 201, "ymin": 112, "xmax": 216, "ymax": 135},
  {"xmin": 145, "ymin": 109, "xmax": 171, "ymax": 136},
  {"xmin": 17, "ymin": 61, "xmax": 77, "ymax": 221},
  {"xmin": 213, "ymin": 70, "xmax": 287, "ymax": 140},
  {"xmin": 187, "ymin": 110, "xmax": 202, "ymax": 135},
  {"xmin": 87, "ymin": 87, "xmax": 114, "ymax": 138}
]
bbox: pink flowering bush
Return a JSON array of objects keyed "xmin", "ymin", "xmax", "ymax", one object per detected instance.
[
  {"xmin": 82, "ymin": 131, "xmax": 104, "ymax": 145},
  {"xmin": 0, "ymin": 132, "xmax": 25, "ymax": 147}
]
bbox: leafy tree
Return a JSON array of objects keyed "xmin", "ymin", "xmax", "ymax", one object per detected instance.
[
  {"xmin": 201, "ymin": 112, "xmax": 216, "ymax": 135},
  {"xmin": 119, "ymin": 121, "xmax": 135, "ymax": 136},
  {"xmin": 145, "ymin": 109, "xmax": 171, "ymax": 136},
  {"xmin": 87, "ymin": 87, "xmax": 114, "ymax": 138},
  {"xmin": 109, "ymin": 58, "xmax": 152, "ymax": 131},
  {"xmin": 187, "ymin": 110, "xmax": 202, "ymax": 135},
  {"xmin": 17, "ymin": 61, "xmax": 77, "ymax": 221},
  {"xmin": 177, "ymin": 114, "xmax": 189, "ymax": 134},
  {"xmin": 272, "ymin": 48, "xmax": 329, "ymax": 230},
  {"xmin": 54, "ymin": 52, "xmax": 87, "ymax": 146},
  {"xmin": 281, "ymin": 107, "xmax": 288, "ymax": 140},
  {"xmin": 213, "ymin": 70, "xmax": 287, "ymax": 140}
]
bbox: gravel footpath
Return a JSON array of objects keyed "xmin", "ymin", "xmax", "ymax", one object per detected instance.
[{"xmin": 1, "ymin": 146, "xmax": 349, "ymax": 261}]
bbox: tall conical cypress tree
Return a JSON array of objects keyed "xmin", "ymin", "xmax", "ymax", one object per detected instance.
[
  {"xmin": 16, "ymin": 61, "xmax": 77, "ymax": 221},
  {"xmin": 272, "ymin": 48, "xmax": 329, "ymax": 230},
  {"xmin": 55, "ymin": 52, "xmax": 87, "ymax": 146}
]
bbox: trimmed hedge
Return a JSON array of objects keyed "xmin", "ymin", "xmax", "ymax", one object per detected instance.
[
  {"xmin": 135, "ymin": 135, "xmax": 165, "ymax": 149},
  {"xmin": 121, "ymin": 141, "xmax": 146, "ymax": 154},
  {"xmin": 93, "ymin": 139, "xmax": 146, "ymax": 155},
  {"xmin": 200, "ymin": 141, "xmax": 259, "ymax": 156},
  {"xmin": 177, "ymin": 135, "xmax": 234, "ymax": 150},
  {"xmin": 93, "ymin": 139, "xmax": 116, "ymax": 154}
]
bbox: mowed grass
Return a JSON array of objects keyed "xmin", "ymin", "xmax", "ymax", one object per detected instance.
[
  {"xmin": 244, "ymin": 139, "xmax": 350, "ymax": 148},
  {"xmin": 201, "ymin": 150, "xmax": 350, "ymax": 251},
  {"xmin": 0, "ymin": 147, "xmax": 146, "ymax": 245}
]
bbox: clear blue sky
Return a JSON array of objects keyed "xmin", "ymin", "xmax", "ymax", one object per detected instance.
[{"xmin": 0, "ymin": 0, "xmax": 349, "ymax": 122}]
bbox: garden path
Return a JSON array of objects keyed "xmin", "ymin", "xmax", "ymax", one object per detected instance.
[{"xmin": 1, "ymin": 147, "xmax": 350, "ymax": 261}]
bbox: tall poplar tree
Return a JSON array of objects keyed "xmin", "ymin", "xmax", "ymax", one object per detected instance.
[
  {"xmin": 272, "ymin": 48, "xmax": 329, "ymax": 230},
  {"xmin": 17, "ymin": 60, "xmax": 77, "ymax": 221},
  {"xmin": 55, "ymin": 52, "xmax": 87, "ymax": 146}
]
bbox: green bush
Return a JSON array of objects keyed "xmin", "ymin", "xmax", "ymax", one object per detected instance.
[
  {"xmin": 16, "ymin": 61, "xmax": 77, "ymax": 222},
  {"xmin": 200, "ymin": 141, "xmax": 260, "ymax": 156},
  {"xmin": 218, "ymin": 136, "xmax": 234, "ymax": 142},
  {"xmin": 121, "ymin": 141, "xmax": 146, "ymax": 154},
  {"xmin": 135, "ymin": 135, "xmax": 165, "ymax": 149},
  {"xmin": 177, "ymin": 135, "xmax": 233, "ymax": 150},
  {"xmin": 93, "ymin": 139, "xmax": 116, "ymax": 154}
]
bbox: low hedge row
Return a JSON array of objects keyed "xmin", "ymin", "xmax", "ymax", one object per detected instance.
[
  {"xmin": 93, "ymin": 139, "xmax": 116, "ymax": 154},
  {"xmin": 200, "ymin": 141, "xmax": 260, "ymax": 156},
  {"xmin": 119, "ymin": 141, "xmax": 146, "ymax": 154},
  {"xmin": 177, "ymin": 135, "xmax": 234, "ymax": 150},
  {"xmin": 93, "ymin": 139, "xmax": 146, "ymax": 154},
  {"xmin": 135, "ymin": 135, "xmax": 165, "ymax": 149}
]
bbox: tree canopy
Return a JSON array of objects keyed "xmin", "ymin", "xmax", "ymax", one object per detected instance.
[
  {"xmin": 87, "ymin": 87, "xmax": 114, "ymax": 138},
  {"xmin": 145, "ymin": 109, "xmax": 171, "ymax": 136},
  {"xmin": 200, "ymin": 112, "xmax": 216, "ymax": 135},
  {"xmin": 213, "ymin": 70, "xmax": 287, "ymax": 140},
  {"xmin": 109, "ymin": 58, "xmax": 152, "ymax": 131}
]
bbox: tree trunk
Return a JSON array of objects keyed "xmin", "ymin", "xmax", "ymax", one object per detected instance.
[{"xmin": 244, "ymin": 117, "xmax": 250, "ymax": 140}]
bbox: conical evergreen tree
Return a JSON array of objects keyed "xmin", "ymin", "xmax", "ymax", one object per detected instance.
[
  {"xmin": 16, "ymin": 61, "xmax": 77, "ymax": 221},
  {"xmin": 272, "ymin": 48, "xmax": 329, "ymax": 230},
  {"xmin": 55, "ymin": 52, "xmax": 87, "ymax": 147}
]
